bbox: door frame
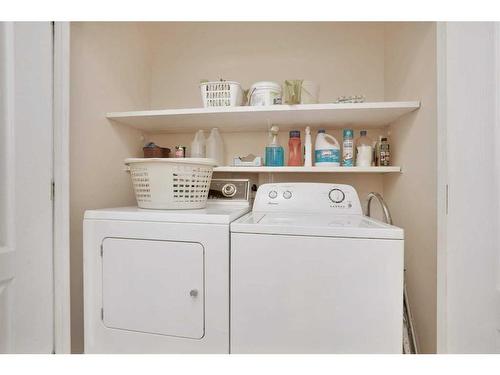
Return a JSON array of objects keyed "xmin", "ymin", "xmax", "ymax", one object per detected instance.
[
  {"xmin": 436, "ymin": 21, "xmax": 448, "ymax": 354},
  {"xmin": 53, "ymin": 21, "xmax": 71, "ymax": 354}
]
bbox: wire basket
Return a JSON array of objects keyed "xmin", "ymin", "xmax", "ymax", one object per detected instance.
[
  {"xmin": 200, "ymin": 81, "xmax": 243, "ymax": 107},
  {"xmin": 125, "ymin": 158, "xmax": 217, "ymax": 209}
]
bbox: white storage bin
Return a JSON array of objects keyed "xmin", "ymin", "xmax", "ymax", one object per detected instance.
[
  {"xmin": 125, "ymin": 158, "xmax": 217, "ymax": 209},
  {"xmin": 200, "ymin": 81, "xmax": 243, "ymax": 107},
  {"xmin": 248, "ymin": 81, "xmax": 282, "ymax": 106}
]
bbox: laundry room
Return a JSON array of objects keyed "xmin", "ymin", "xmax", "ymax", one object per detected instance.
[{"xmin": 67, "ymin": 21, "xmax": 438, "ymax": 354}]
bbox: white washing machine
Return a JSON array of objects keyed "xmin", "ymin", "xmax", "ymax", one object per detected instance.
[
  {"xmin": 230, "ymin": 183, "xmax": 404, "ymax": 354},
  {"xmin": 83, "ymin": 179, "xmax": 251, "ymax": 353}
]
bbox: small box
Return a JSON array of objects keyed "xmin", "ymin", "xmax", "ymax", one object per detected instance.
[{"xmin": 232, "ymin": 155, "xmax": 263, "ymax": 167}]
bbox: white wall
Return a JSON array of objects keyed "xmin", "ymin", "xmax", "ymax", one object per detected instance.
[
  {"xmin": 70, "ymin": 22, "xmax": 151, "ymax": 353},
  {"xmin": 383, "ymin": 22, "xmax": 438, "ymax": 354},
  {"xmin": 437, "ymin": 22, "xmax": 499, "ymax": 353}
]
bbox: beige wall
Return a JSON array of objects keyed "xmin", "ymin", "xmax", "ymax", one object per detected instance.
[
  {"xmin": 146, "ymin": 22, "xmax": 386, "ymax": 108},
  {"xmin": 147, "ymin": 22, "xmax": 388, "ymax": 207},
  {"xmin": 383, "ymin": 22, "xmax": 437, "ymax": 353},
  {"xmin": 70, "ymin": 22, "xmax": 152, "ymax": 353}
]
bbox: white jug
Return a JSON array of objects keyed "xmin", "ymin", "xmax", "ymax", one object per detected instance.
[
  {"xmin": 206, "ymin": 128, "xmax": 225, "ymax": 166},
  {"xmin": 190, "ymin": 130, "xmax": 206, "ymax": 158},
  {"xmin": 314, "ymin": 130, "xmax": 340, "ymax": 166}
]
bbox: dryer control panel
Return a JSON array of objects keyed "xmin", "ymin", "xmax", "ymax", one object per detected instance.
[
  {"xmin": 253, "ymin": 183, "xmax": 363, "ymax": 215},
  {"xmin": 208, "ymin": 179, "xmax": 250, "ymax": 202}
]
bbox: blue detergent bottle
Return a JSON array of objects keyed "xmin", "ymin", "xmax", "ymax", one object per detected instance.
[{"xmin": 265, "ymin": 125, "xmax": 284, "ymax": 167}]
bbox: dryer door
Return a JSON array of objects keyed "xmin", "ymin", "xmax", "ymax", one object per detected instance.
[{"xmin": 102, "ymin": 238, "xmax": 204, "ymax": 339}]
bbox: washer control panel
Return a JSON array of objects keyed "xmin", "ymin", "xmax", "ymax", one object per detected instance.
[{"xmin": 253, "ymin": 183, "xmax": 362, "ymax": 214}]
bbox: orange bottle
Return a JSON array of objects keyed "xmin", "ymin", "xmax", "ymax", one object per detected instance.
[{"xmin": 288, "ymin": 130, "xmax": 302, "ymax": 166}]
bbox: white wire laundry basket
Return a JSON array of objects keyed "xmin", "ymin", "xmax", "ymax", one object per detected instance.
[
  {"xmin": 125, "ymin": 158, "xmax": 217, "ymax": 209},
  {"xmin": 200, "ymin": 81, "xmax": 243, "ymax": 107}
]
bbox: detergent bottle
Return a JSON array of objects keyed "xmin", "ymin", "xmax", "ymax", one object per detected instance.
[
  {"xmin": 288, "ymin": 130, "xmax": 302, "ymax": 166},
  {"xmin": 314, "ymin": 129, "xmax": 340, "ymax": 167}
]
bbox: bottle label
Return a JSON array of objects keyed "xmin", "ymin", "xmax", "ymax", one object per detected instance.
[
  {"xmin": 315, "ymin": 148, "xmax": 340, "ymax": 163},
  {"xmin": 380, "ymin": 144, "xmax": 390, "ymax": 166},
  {"xmin": 342, "ymin": 140, "xmax": 354, "ymax": 166}
]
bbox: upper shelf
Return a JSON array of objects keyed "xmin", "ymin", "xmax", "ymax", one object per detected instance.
[{"xmin": 106, "ymin": 101, "xmax": 420, "ymax": 133}]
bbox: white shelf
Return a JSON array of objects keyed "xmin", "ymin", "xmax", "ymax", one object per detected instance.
[
  {"xmin": 107, "ymin": 101, "xmax": 420, "ymax": 133},
  {"xmin": 213, "ymin": 166, "xmax": 401, "ymax": 173}
]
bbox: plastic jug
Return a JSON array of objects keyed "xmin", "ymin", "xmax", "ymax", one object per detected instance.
[
  {"xmin": 314, "ymin": 130, "xmax": 340, "ymax": 166},
  {"xmin": 206, "ymin": 128, "xmax": 224, "ymax": 166},
  {"xmin": 190, "ymin": 130, "xmax": 206, "ymax": 158}
]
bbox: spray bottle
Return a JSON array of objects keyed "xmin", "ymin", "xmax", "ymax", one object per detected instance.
[
  {"xmin": 304, "ymin": 126, "xmax": 312, "ymax": 167},
  {"xmin": 265, "ymin": 125, "xmax": 284, "ymax": 166}
]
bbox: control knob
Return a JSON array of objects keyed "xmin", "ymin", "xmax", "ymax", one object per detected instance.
[
  {"xmin": 222, "ymin": 183, "xmax": 237, "ymax": 197},
  {"xmin": 329, "ymin": 188, "xmax": 345, "ymax": 203},
  {"xmin": 268, "ymin": 190, "xmax": 278, "ymax": 199}
]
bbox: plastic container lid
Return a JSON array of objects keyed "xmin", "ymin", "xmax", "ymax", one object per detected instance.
[
  {"xmin": 360, "ymin": 130, "xmax": 367, "ymax": 136},
  {"xmin": 250, "ymin": 81, "xmax": 282, "ymax": 91},
  {"xmin": 289, "ymin": 130, "xmax": 301, "ymax": 138},
  {"xmin": 318, "ymin": 129, "xmax": 326, "ymax": 133},
  {"xmin": 343, "ymin": 129, "xmax": 354, "ymax": 138}
]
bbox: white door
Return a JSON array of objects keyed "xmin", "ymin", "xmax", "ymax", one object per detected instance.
[
  {"xmin": 0, "ymin": 22, "xmax": 54, "ymax": 353},
  {"xmin": 437, "ymin": 22, "xmax": 500, "ymax": 353},
  {"xmin": 102, "ymin": 238, "xmax": 204, "ymax": 339}
]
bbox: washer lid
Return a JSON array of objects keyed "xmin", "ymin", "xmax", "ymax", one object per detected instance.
[
  {"xmin": 84, "ymin": 202, "xmax": 251, "ymax": 224},
  {"xmin": 231, "ymin": 212, "xmax": 404, "ymax": 240}
]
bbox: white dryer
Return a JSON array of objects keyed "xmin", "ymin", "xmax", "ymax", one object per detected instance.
[
  {"xmin": 83, "ymin": 179, "xmax": 251, "ymax": 353},
  {"xmin": 230, "ymin": 183, "xmax": 404, "ymax": 354}
]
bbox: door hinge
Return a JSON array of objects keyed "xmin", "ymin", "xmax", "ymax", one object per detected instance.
[
  {"xmin": 100, "ymin": 244, "xmax": 103, "ymax": 257},
  {"xmin": 51, "ymin": 179, "xmax": 55, "ymax": 201},
  {"xmin": 101, "ymin": 308, "xmax": 104, "ymax": 321},
  {"xmin": 445, "ymin": 184, "xmax": 449, "ymax": 215}
]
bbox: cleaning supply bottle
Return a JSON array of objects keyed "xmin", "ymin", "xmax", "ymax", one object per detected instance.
[
  {"xmin": 304, "ymin": 126, "xmax": 312, "ymax": 167},
  {"xmin": 206, "ymin": 128, "xmax": 224, "ymax": 166},
  {"xmin": 342, "ymin": 128, "xmax": 354, "ymax": 166},
  {"xmin": 288, "ymin": 130, "xmax": 302, "ymax": 166},
  {"xmin": 190, "ymin": 130, "xmax": 206, "ymax": 158},
  {"xmin": 356, "ymin": 130, "xmax": 373, "ymax": 167},
  {"xmin": 379, "ymin": 137, "xmax": 390, "ymax": 166},
  {"xmin": 265, "ymin": 125, "xmax": 284, "ymax": 166},
  {"xmin": 314, "ymin": 129, "xmax": 340, "ymax": 166}
]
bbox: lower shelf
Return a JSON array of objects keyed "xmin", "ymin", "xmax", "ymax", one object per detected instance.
[{"xmin": 213, "ymin": 166, "xmax": 401, "ymax": 173}]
